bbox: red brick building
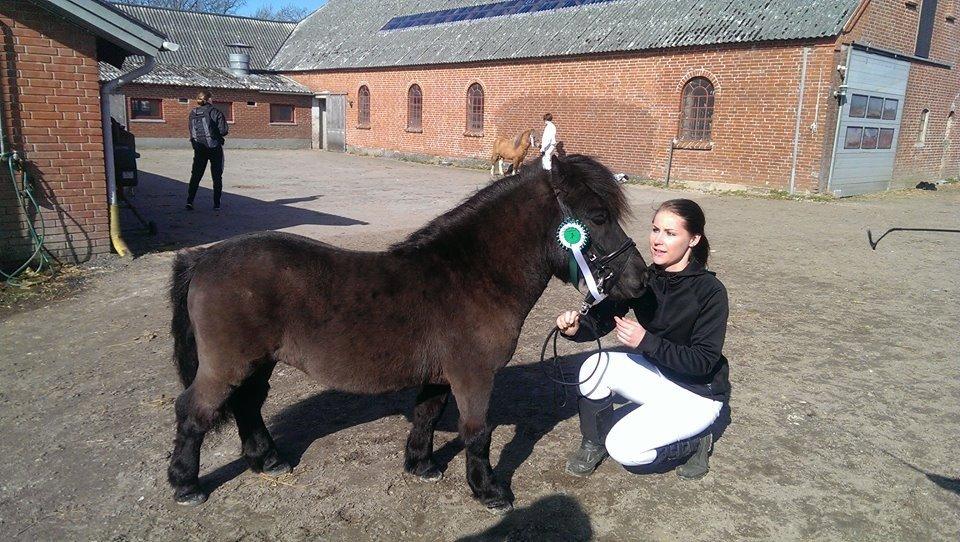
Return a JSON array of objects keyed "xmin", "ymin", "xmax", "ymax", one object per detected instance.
[
  {"xmin": 267, "ymin": 0, "xmax": 958, "ymax": 196},
  {"xmin": 102, "ymin": 4, "xmax": 314, "ymax": 149},
  {"xmin": 1, "ymin": 0, "xmax": 170, "ymax": 270}
]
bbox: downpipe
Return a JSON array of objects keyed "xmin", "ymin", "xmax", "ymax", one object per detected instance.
[
  {"xmin": 100, "ymin": 56, "xmax": 157, "ymax": 257},
  {"xmin": 789, "ymin": 47, "xmax": 811, "ymax": 195},
  {"xmin": 664, "ymin": 138, "xmax": 677, "ymax": 187}
]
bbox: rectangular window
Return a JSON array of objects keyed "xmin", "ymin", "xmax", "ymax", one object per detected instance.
[
  {"xmin": 178, "ymin": 98, "xmax": 189, "ymax": 104},
  {"xmin": 915, "ymin": 0, "xmax": 939, "ymax": 58},
  {"xmin": 862, "ymin": 127, "xmax": 880, "ymax": 149},
  {"xmin": 247, "ymin": 101, "xmax": 257, "ymax": 106},
  {"xmin": 213, "ymin": 101, "xmax": 233, "ymax": 122},
  {"xmin": 882, "ymin": 99, "xmax": 899, "ymax": 120},
  {"xmin": 849, "ymin": 94, "xmax": 868, "ymax": 118},
  {"xmin": 866, "ymin": 97, "xmax": 884, "ymax": 119},
  {"xmin": 878, "ymin": 128, "xmax": 895, "ymax": 149},
  {"xmin": 130, "ymin": 98, "xmax": 162, "ymax": 120},
  {"xmin": 844, "ymin": 126, "xmax": 863, "ymax": 149},
  {"xmin": 270, "ymin": 104, "xmax": 295, "ymax": 123}
]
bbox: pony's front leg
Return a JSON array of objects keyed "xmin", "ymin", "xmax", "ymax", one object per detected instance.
[
  {"xmin": 404, "ymin": 384, "xmax": 450, "ymax": 481},
  {"xmin": 452, "ymin": 377, "xmax": 512, "ymax": 513}
]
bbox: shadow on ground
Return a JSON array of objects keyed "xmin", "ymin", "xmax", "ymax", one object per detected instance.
[
  {"xmin": 455, "ymin": 493, "xmax": 593, "ymax": 541},
  {"xmin": 196, "ymin": 358, "xmax": 588, "ymax": 498},
  {"xmin": 883, "ymin": 450, "xmax": 960, "ymax": 496},
  {"xmin": 196, "ymin": 351, "xmax": 734, "ymax": 499},
  {"xmin": 118, "ymin": 171, "xmax": 367, "ymax": 254}
]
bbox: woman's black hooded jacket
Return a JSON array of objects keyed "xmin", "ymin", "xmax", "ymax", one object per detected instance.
[{"xmin": 566, "ymin": 259, "xmax": 731, "ymax": 402}]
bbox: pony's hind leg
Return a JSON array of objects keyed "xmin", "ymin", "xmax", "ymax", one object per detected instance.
[
  {"xmin": 228, "ymin": 359, "xmax": 290, "ymax": 476},
  {"xmin": 404, "ymin": 384, "xmax": 450, "ymax": 481},
  {"xmin": 167, "ymin": 375, "xmax": 233, "ymax": 505}
]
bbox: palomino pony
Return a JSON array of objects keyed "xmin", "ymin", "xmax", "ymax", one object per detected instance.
[
  {"xmin": 166, "ymin": 155, "xmax": 647, "ymax": 512},
  {"xmin": 490, "ymin": 129, "xmax": 537, "ymax": 177}
]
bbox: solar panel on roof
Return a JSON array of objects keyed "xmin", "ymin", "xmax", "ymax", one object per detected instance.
[{"xmin": 380, "ymin": 0, "xmax": 620, "ymax": 31}]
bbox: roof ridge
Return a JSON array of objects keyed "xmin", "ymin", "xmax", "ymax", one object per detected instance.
[{"xmin": 110, "ymin": 2, "xmax": 299, "ymax": 25}]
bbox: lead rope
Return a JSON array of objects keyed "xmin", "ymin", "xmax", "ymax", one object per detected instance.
[{"xmin": 538, "ymin": 322, "xmax": 606, "ymax": 409}]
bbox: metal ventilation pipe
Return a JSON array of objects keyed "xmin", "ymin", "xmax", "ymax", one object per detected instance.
[
  {"xmin": 228, "ymin": 52, "xmax": 250, "ymax": 76},
  {"xmin": 227, "ymin": 42, "xmax": 252, "ymax": 76}
]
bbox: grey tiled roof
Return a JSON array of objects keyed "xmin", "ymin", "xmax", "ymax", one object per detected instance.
[
  {"xmin": 99, "ymin": 60, "xmax": 313, "ymax": 94},
  {"xmin": 111, "ymin": 3, "xmax": 296, "ymax": 70},
  {"xmin": 270, "ymin": 0, "xmax": 860, "ymax": 71},
  {"xmin": 101, "ymin": 3, "xmax": 309, "ymax": 94}
]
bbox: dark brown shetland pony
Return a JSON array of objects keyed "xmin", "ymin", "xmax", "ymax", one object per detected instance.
[
  {"xmin": 490, "ymin": 129, "xmax": 537, "ymax": 177},
  {"xmin": 166, "ymin": 155, "xmax": 647, "ymax": 512}
]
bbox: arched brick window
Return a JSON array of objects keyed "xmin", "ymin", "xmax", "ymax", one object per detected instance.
[
  {"xmin": 466, "ymin": 83, "xmax": 484, "ymax": 133},
  {"xmin": 358, "ymin": 85, "xmax": 370, "ymax": 128},
  {"xmin": 679, "ymin": 77, "xmax": 715, "ymax": 141},
  {"xmin": 407, "ymin": 84, "xmax": 422, "ymax": 131},
  {"xmin": 918, "ymin": 109, "xmax": 930, "ymax": 145}
]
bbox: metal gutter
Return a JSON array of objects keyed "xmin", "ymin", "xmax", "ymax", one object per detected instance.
[
  {"xmin": 38, "ymin": 0, "xmax": 171, "ymax": 57},
  {"xmin": 852, "ymin": 42, "xmax": 952, "ymax": 69}
]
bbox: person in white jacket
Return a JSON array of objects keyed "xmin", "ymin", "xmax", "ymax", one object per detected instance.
[{"xmin": 540, "ymin": 113, "xmax": 557, "ymax": 170}]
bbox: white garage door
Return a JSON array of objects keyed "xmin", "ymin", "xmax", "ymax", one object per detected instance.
[{"xmin": 829, "ymin": 49, "xmax": 910, "ymax": 197}]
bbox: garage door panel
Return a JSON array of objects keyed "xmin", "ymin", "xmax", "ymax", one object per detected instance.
[
  {"xmin": 829, "ymin": 49, "xmax": 910, "ymax": 196},
  {"xmin": 846, "ymin": 51, "xmax": 910, "ymax": 95}
]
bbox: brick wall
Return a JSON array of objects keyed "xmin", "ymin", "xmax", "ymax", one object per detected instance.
[
  {"xmin": 1, "ymin": 0, "xmax": 109, "ymax": 270},
  {"xmin": 122, "ymin": 84, "xmax": 311, "ymax": 144},
  {"xmin": 290, "ymin": 41, "xmax": 839, "ymax": 192},
  {"xmin": 844, "ymin": 0, "xmax": 960, "ymax": 185}
]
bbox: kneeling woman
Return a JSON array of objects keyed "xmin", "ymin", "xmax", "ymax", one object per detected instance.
[{"xmin": 557, "ymin": 198, "xmax": 730, "ymax": 478}]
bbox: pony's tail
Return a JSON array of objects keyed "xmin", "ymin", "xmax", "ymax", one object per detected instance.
[{"xmin": 170, "ymin": 249, "xmax": 202, "ymax": 388}]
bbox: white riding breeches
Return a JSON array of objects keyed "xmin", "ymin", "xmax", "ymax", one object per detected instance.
[
  {"xmin": 541, "ymin": 145, "xmax": 555, "ymax": 170},
  {"xmin": 578, "ymin": 351, "xmax": 723, "ymax": 466}
]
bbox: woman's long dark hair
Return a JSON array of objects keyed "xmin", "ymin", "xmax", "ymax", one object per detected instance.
[{"xmin": 655, "ymin": 199, "xmax": 710, "ymax": 266}]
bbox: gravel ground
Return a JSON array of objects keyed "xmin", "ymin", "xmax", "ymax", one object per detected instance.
[{"xmin": 1, "ymin": 150, "xmax": 958, "ymax": 541}]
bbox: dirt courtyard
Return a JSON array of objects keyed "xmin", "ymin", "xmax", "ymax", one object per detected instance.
[{"xmin": 1, "ymin": 150, "xmax": 958, "ymax": 541}]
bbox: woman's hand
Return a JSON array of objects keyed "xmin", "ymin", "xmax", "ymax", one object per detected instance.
[
  {"xmin": 556, "ymin": 310, "xmax": 580, "ymax": 336},
  {"xmin": 614, "ymin": 316, "xmax": 647, "ymax": 348}
]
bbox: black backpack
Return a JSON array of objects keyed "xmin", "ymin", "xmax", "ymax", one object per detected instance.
[{"xmin": 189, "ymin": 106, "xmax": 219, "ymax": 148}]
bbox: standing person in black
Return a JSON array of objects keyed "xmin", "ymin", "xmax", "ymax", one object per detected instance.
[
  {"xmin": 556, "ymin": 198, "xmax": 730, "ymax": 479},
  {"xmin": 186, "ymin": 90, "xmax": 228, "ymax": 211}
]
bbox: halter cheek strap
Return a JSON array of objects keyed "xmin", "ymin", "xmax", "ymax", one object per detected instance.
[
  {"xmin": 570, "ymin": 246, "xmax": 607, "ymax": 311},
  {"xmin": 557, "ymin": 217, "xmax": 608, "ymax": 312}
]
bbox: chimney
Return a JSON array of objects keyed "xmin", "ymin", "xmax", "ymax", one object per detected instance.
[{"xmin": 227, "ymin": 42, "xmax": 252, "ymax": 77}]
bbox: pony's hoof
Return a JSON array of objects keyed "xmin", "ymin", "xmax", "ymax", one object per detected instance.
[
  {"xmin": 260, "ymin": 459, "xmax": 292, "ymax": 476},
  {"xmin": 174, "ymin": 489, "xmax": 207, "ymax": 506},
  {"xmin": 405, "ymin": 459, "xmax": 442, "ymax": 481},
  {"xmin": 418, "ymin": 468, "xmax": 443, "ymax": 483},
  {"xmin": 483, "ymin": 498, "xmax": 513, "ymax": 515}
]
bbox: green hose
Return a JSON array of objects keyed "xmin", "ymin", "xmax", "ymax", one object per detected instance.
[{"xmin": 1, "ymin": 145, "xmax": 53, "ymax": 286}]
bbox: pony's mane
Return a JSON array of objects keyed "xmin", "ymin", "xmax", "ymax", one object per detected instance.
[
  {"xmin": 554, "ymin": 154, "xmax": 632, "ymax": 222},
  {"xmin": 389, "ymin": 172, "xmax": 535, "ymax": 254},
  {"xmin": 389, "ymin": 154, "xmax": 629, "ymax": 254},
  {"xmin": 512, "ymin": 129, "xmax": 529, "ymax": 148}
]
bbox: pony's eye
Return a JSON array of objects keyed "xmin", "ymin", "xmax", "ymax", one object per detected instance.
[{"xmin": 588, "ymin": 209, "xmax": 608, "ymax": 225}]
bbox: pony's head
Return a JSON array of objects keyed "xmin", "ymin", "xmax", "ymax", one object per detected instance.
[{"xmin": 548, "ymin": 154, "xmax": 647, "ymax": 301}]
